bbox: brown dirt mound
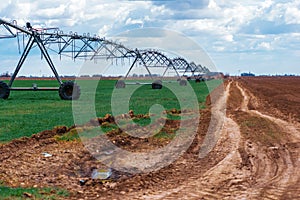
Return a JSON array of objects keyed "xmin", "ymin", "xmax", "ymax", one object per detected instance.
[{"xmin": 0, "ymin": 108, "xmax": 212, "ymax": 199}]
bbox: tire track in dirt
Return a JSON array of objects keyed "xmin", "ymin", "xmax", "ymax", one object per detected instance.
[
  {"xmin": 236, "ymin": 82, "xmax": 300, "ymax": 141},
  {"xmin": 141, "ymin": 116, "xmax": 246, "ymax": 200},
  {"xmin": 235, "ymin": 82, "xmax": 300, "ymax": 199},
  {"xmin": 141, "ymin": 81, "xmax": 251, "ymax": 199},
  {"xmin": 143, "ymin": 81, "xmax": 300, "ymax": 200}
]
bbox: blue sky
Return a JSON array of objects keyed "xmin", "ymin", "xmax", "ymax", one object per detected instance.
[{"xmin": 0, "ymin": 0, "xmax": 300, "ymax": 76}]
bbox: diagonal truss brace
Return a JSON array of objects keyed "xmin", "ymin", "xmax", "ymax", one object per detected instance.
[{"xmin": 8, "ymin": 33, "xmax": 63, "ymax": 87}]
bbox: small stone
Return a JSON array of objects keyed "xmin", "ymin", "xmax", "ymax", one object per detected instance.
[
  {"xmin": 23, "ymin": 192, "xmax": 33, "ymax": 198},
  {"xmin": 42, "ymin": 152, "xmax": 52, "ymax": 157},
  {"xmin": 79, "ymin": 179, "xmax": 86, "ymax": 186},
  {"xmin": 120, "ymin": 191, "xmax": 126, "ymax": 195},
  {"xmin": 104, "ymin": 182, "xmax": 117, "ymax": 189},
  {"xmin": 128, "ymin": 188, "xmax": 134, "ymax": 192}
]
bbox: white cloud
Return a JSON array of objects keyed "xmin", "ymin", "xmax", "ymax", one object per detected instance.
[
  {"xmin": 0, "ymin": 0, "xmax": 300, "ymax": 75},
  {"xmin": 208, "ymin": 0, "xmax": 220, "ymax": 10},
  {"xmin": 213, "ymin": 45, "xmax": 225, "ymax": 52},
  {"xmin": 36, "ymin": 5, "xmax": 67, "ymax": 18},
  {"xmin": 258, "ymin": 42, "xmax": 272, "ymax": 50},
  {"xmin": 285, "ymin": 7, "xmax": 300, "ymax": 24},
  {"xmin": 98, "ymin": 24, "xmax": 112, "ymax": 36},
  {"xmin": 125, "ymin": 18, "xmax": 143, "ymax": 26},
  {"xmin": 222, "ymin": 34, "xmax": 234, "ymax": 42}
]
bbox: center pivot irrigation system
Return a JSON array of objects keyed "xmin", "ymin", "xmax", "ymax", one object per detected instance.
[{"xmin": 0, "ymin": 18, "xmax": 210, "ymax": 100}]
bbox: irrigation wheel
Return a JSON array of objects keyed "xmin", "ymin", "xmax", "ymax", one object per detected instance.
[
  {"xmin": 0, "ymin": 81, "xmax": 10, "ymax": 99},
  {"xmin": 152, "ymin": 80, "xmax": 162, "ymax": 89},
  {"xmin": 115, "ymin": 80, "xmax": 125, "ymax": 88},
  {"xmin": 179, "ymin": 79, "xmax": 187, "ymax": 86},
  {"xmin": 59, "ymin": 81, "xmax": 81, "ymax": 100}
]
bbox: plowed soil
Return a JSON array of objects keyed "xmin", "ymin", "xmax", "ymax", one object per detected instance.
[{"xmin": 0, "ymin": 77, "xmax": 299, "ymax": 199}]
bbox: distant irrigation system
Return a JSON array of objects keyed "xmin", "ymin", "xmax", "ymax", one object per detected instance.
[{"xmin": 0, "ymin": 18, "xmax": 210, "ymax": 100}]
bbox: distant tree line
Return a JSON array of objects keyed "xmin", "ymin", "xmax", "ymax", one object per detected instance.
[
  {"xmin": 241, "ymin": 72, "xmax": 255, "ymax": 77},
  {"xmin": 0, "ymin": 72, "xmax": 10, "ymax": 77}
]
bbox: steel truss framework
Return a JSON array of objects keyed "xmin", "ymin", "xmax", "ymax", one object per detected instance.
[
  {"xmin": 172, "ymin": 57, "xmax": 193, "ymax": 76},
  {"xmin": 172, "ymin": 58, "xmax": 210, "ymax": 78},
  {"xmin": 189, "ymin": 62, "xmax": 210, "ymax": 75},
  {"xmin": 0, "ymin": 18, "xmax": 210, "ymax": 98},
  {"xmin": 124, "ymin": 50, "xmax": 181, "ymax": 80}
]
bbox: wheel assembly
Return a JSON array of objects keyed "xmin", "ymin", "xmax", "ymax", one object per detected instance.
[
  {"xmin": 0, "ymin": 81, "xmax": 10, "ymax": 99},
  {"xmin": 179, "ymin": 79, "xmax": 187, "ymax": 86},
  {"xmin": 59, "ymin": 81, "xmax": 81, "ymax": 100},
  {"xmin": 152, "ymin": 80, "xmax": 162, "ymax": 89},
  {"xmin": 115, "ymin": 80, "xmax": 125, "ymax": 88}
]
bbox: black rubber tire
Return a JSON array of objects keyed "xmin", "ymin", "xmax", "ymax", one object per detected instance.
[
  {"xmin": 0, "ymin": 81, "xmax": 10, "ymax": 99},
  {"xmin": 195, "ymin": 78, "xmax": 201, "ymax": 83},
  {"xmin": 59, "ymin": 81, "xmax": 81, "ymax": 100},
  {"xmin": 115, "ymin": 80, "xmax": 125, "ymax": 88},
  {"xmin": 179, "ymin": 79, "xmax": 187, "ymax": 86},
  {"xmin": 152, "ymin": 80, "xmax": 162, "ymax": 89}
]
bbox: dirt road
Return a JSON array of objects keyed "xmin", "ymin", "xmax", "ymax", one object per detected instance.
[
  {"xmin": 0, "ymin": 78, "xmax": 299, "ymax": 199},
  {"xmin": 130, "ymin": 80, "xmax": 300, "ymax": 200}
]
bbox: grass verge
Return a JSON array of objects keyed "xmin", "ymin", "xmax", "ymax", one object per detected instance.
[{"xmin": 0, "ymin": 183, "xmax": 69, "ymax": 200}]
